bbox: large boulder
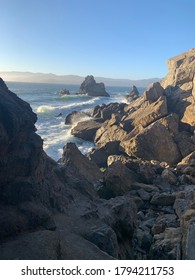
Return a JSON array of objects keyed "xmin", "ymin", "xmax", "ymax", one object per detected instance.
[
  {"xmin": 88, "ymin": 141, "xmax": 121, "ymax": 167},
  {"xmin": 143, "ymin": 82, "xmax": 165, "ymax": 102},
  {"xmin": 92, "ymin": 102, "xmax": 126, "ymax": 121},
  {"xmin": 122, "ymin": 96, "xmax": 168, "ymax": 128},
  {"xmin": 122, "ymin": 122, "xmax": 181, "ymax": 165},
  {"xmin": 79, "ymin": 75, "xmax": 110, "ymax": 97},
  {"xmin": 103, "ymin": 161, "xmax": 137, "ymax": 197},
  {"xmin": 71, "ymin": 119, "xmax": 103, "ymax": 141},
  {"xmin": 94, "ymin": 115, "xmax": 127, "ymax": 147}
]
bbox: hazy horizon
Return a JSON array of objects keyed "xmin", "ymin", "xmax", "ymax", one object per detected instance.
[
  {"xmin": 1, "ymin": 0, "xmax": 195, "ymax": 79},
  {"xmin": 0, "ymin": 70, "xmax": 160, "ymax": 87}
]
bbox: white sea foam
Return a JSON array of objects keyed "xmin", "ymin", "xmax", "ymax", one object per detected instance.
[{"xmin": 36, "ymin": 105, "xmax": 57, "ymax": 113}]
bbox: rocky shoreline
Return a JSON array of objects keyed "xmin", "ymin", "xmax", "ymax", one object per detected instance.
[{"xmin": 0, "ymin": 49, "xmax": 195, "ymax": 259}]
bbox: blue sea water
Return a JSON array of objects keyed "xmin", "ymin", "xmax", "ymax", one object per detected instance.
[{"xmin": 7, "ymin": 82, "xmax": 145, "ymax": 161}]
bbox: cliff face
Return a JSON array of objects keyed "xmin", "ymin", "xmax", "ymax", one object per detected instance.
[
  {"xmin": 161, "ymin": 48, "xmax": 195, "ymax": 126},
  {"xmin": 0, "ymin": 77, "xmax": 137, "ymax": 260},
  {"xmin": 161, "ymin": 48, "xmax": 195, "ymax": 91}
]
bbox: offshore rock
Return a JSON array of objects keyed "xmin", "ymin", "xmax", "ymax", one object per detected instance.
[
  {"xmin": 79, "ymin": 75, "xmax": 110, "ymax": 97},
  {"xmin": 127, "ymin": 85, "xmax": 139, "ymax": 102}
]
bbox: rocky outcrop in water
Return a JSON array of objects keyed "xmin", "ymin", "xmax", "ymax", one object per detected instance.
[
  {"xmin": 127, "ymin": 85, "xmax": 139, "ymax": 102},
  {"xmin": 79, "ymin": 75, "xmax": 110, "ymax": 97}
]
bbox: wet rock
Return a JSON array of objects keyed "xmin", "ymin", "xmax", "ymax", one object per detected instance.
[
  {"xmin": 71, "ymin": 119, "xmax": 103, "ymax": 141},
  {"xmin": 65, "ymin": 110, "xmax": 90, "ymax": 125}
]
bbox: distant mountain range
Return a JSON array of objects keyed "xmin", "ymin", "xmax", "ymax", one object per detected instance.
[{"xmin": 0, "ymin": 71, "xmax": 161, "ymax": 87}]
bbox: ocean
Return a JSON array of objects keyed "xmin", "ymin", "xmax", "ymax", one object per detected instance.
[{"xmin": 7, "ymin": 82, "xmax": 145, "ymax": 161}]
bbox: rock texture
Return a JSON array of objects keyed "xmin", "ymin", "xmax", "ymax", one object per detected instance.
[
  {"xmin": 69, "ymin": 49, "xmax": 195, "ymax": 260},
  {"xmin": 127, "ymin": 85, "xmax": 139, "ymax": 102},
  {"xmin": 1, "ymin": 48, "xmax": 195, "ymax": 260},
  {"xmin": 0, "ymin": 77, "xmax": 136, "ymax": 260},
  {"xmin": 79, "ymin": 75, "xmax": 110, "ymax": 97},
  {"xmin": 161, "ymin": 48, "xmax": 195, "ymax": 126}
]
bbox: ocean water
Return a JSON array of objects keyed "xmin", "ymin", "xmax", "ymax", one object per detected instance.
[{"xmin": 7, "ymin": 82, "xmax": 145, "ymax": 161}]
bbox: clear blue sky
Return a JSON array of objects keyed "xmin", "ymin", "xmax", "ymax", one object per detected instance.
[{"xmin": 1, "ymin": 0, "xmax": 195, "ymax": 79}]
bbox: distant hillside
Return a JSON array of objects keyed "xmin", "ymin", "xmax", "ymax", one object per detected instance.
[{"xmin": 0, "ymin": 71, "xmax": 161, "ymax": 87}]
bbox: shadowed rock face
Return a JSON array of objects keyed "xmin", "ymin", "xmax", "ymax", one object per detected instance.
[
  {"xmin": 1, "ymin": 49, "xmax": 195, "ymax": 260},
  {"xmin": 0, "ymin": 77, "xmax": 138, "ymax": 260},
  {"xmin": 79, "ymin": 75, "xmax": 110, "ymax": 97}
]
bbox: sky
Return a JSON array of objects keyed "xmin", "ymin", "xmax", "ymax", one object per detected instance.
[{"xmin": 1, "ymin": 0, "xmax": 195, "ymax": 79}]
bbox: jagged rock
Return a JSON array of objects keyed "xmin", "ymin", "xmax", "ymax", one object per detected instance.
[
  {"xmin": 151, "ymin": 214, "xmax": 178, "ymax": 235},
  {"xmin": 122, "ymin": 122, "xmax": 181, "ymax": 165},
  {"xmin": 150, "ymin": 193, "xmax": 176, "ymax": 206},
  {"xmin": 122, "ymin": 96, "xmax": 168, "ymax": 128},
  {"xmin": 71, "ymin": 119, "xmax": 103, "ymax": 141},
  {"xmin": 59, "ymin": 88, "xmax": 70, "ymax": 95},
  {"xmin": 107, "ymin": 155, "xmax": 162, "ymax": 184},
  {"xmin": 192, "ymin": 75, "xmax": 195, "ymax": 99},
  {"xmin": 127, "ymin": 85, "xmax": 139, "ymax": 102},
  {"xmin": 150, "ymin": 227, "xmax": 182, "ymax": 259},
  {"xmin": 161, "ymin": 48, "xmax": 195, "ymax": 90},
  {"xmin": 161, "ymin": 169, "xmax": 177, "ymax": 185},
  {"xmin": 88, "ymin": 141, "xmax": 121, "ymax": 167},
  {"xmin": 60, "ymin": 142, "xmax": 103, "ymax": 184},
  {"xmin": 65, "ymin": 110, "xmax": 90, "ymax": 125},
  {"xmin": 157, "ymin": 113, "xmax": 179, "ymax": 136},
  {"xmin": 92, "ymin": 103, "xmax": 126, "ymax": 121},
  {"xmin": 103, "ymin": 161, "xmax": 137, "ymax": 197},
  {"xmin": 161, "ymin": 49, "xmax": 195, "ymax": 126},
  {"xmin": 176, "ymin": 151, "xmax": 195, "ymax": 182},
  {"xmin": 98, "ymin": 196, "xmax": 137, "ymax": 259},
  {"xmin": 143, "ymin": 82, "xmax": 165, "ymax": 103},
  {"xmin": 181, "ymin": 208, "xmax": 195, "ymax": 259},
  {"xmin": 174, "ymin": 131, "xmax": 195, "ymax": 158},
  {"xmin": 84, "ymin": 225, "xmax": 118, "ymax": 258},
  {"xmin": 79, "ymin": 75, "xmax": 110, "ymax": 97},
  {"xmin": 94, "ymin": 115, "xmax": 127, "ymax": 147}
]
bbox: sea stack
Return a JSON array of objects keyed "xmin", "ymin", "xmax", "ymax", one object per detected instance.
[
  {"xmin": 127, "ymin": 85, "xmax": 139, "ymax": 102},
  {"xmin": 79, "ymin": 75, "xmax": 110, "ymax": 97}
]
